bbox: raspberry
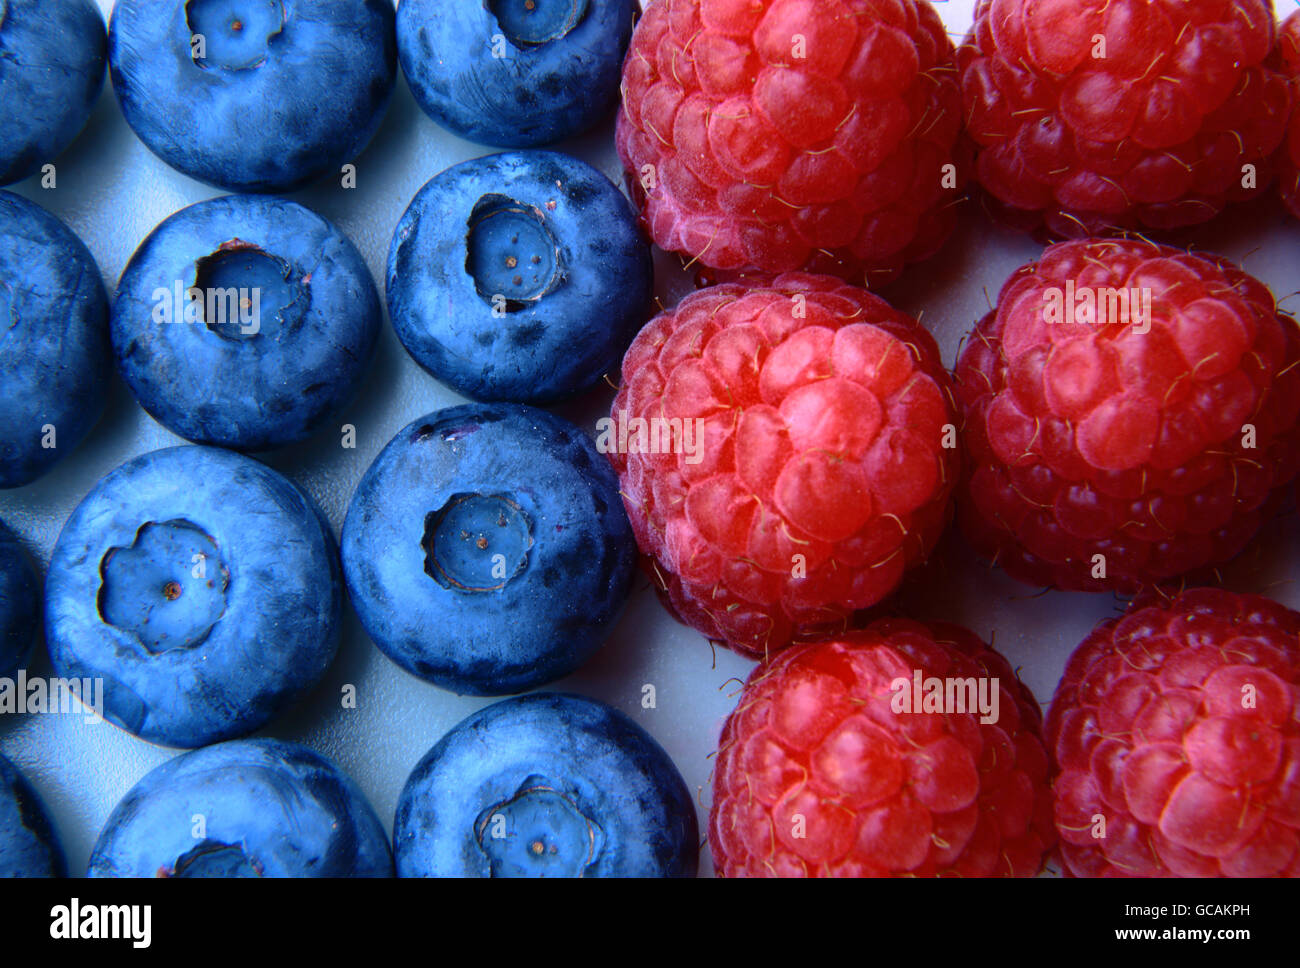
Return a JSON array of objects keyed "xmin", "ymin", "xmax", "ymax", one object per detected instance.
[
  {"xmin": 1277, "ymin": 10, "xmax": 1300, "ymax": 218},
  {"xmin": 607, "ymin": 272, "xmax": 959, "ymax": 656},
  {"xmin": 1046, "ymin": 588, "xmax": 1300, "ymax": 877},
  {"xmin": 709, "ymin": 620, "xmax": 1055, "ymax": 876},
  {"xmin": 955, "ymin": 238, "xmax": 1300, "ymax": 593},
  {"xmin": 958, "ymin": 0, "xmax": 1293, "ymax": 237},
  {"xmin": 615, "ymin": 0, "xmax": 968, "ymax": 286}
]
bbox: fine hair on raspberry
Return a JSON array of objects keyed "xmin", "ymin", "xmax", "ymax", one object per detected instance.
[
  {"xmin": 1047, "ymin": 587, "xmax": 1300, "ymax": 877},
  {"xmin": 616, "ymin": 0, "xmax": 969, "ymax": 285},
  {"xmin": 709, "ymin": 619, "xmax": 1056, "ymax": 877},
  {"xmin": 608, "ymin": 271, "xmax": 960, "ymax": 656},
  {"xmin": 956, "ymin": 237, "xmax": 1300, "ymax": 593}
]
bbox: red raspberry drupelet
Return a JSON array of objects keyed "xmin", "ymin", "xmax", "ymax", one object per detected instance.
[
  {"xmin": 709, "ymin": 619, "xmax": 1056, "ymax": 877},
  {"xmin": 615, "ymin": 0, "xmax": 968, "ymax": 286},
  {"xmin": 1047, "ymin": 588, "xmax": 1300, "ymax": 877},
  {"xmin": 956, "ymin": 238, "xmax": 1300, "ymax": 593},
  {"xmin": 607, "ymin": 272, "xmax": 959, "ymax": 657},
  {"xmin": 1277, "ymin": 10, "xmax": 1300, "ymax": 218},
  {"xmin": 958, "ymin": 0, "xmax": 1293, "ymax": 237}
]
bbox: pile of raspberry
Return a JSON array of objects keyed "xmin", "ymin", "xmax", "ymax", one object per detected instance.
[
  {"xmin": 616, "ymin": 0, "xmax": 968, "ymax": 285},
  {"xmin": 609, "ymin": 272, "xmax": 959, "ymax": 657}
]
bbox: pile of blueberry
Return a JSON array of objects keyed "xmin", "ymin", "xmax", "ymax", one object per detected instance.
[{"xmin": 1, "ymin": 0, "xmax": 693, "ymax": 879}]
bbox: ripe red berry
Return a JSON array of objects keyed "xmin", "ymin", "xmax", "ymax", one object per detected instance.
[
  {"xmin": 958, "ymin": 0, "xmax": 1293, "ymax": 236},
  {"xmin": 615, "ymin": 0, "xmax": 968, "ymax": 286},
  {"xmin": 956, "ymin": 238, "xmax": 1300, "ymax": 593},
  {"xmin": 709, "ymin": 620, "xmax": 1055, "ymax": 876},
  {"xmin": 1047, "ymin": 588, "xmax": 1300, "ymax": 877},
  {"xmin": 1277, "ymin": 10, "xmax": 1300, "ymax": 218},
  {"xmin": 606, "ymin": 272, "xmax": 959, "ymax": 657}
]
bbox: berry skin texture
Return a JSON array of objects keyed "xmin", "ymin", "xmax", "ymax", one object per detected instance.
[
  {"xmin": 1046, "ymin": 588, "xmax": 1300, "ymax": 878},
  {"xmin": 956, "ymin": 239, "xmax": 1300, "ymax": 593},
  {"xmin": 608, "ymin": 272, "xmax": 959, "ymax": 657},
  {"xmin": 0, "ymin": 0, "xmax": 106, "ymax": 187},
  {"xmin": 112, "ymin": 195, "xmax": 382, "ymax": 451},
  {"xmin": 709, "ymin": 620, "xmax": 1055, "ymax": 877},
  {"xmin": 387, "ymin": 151, "xmax": 652, "ymax": 405},
  {"xmin": 45, "ymin": 446, "xmax": 342, "ymax": 749},
  {"xmin": 0, "ymin": 191, "xmax": 110, "ymax": 489},
  {"xmin": 958, "ymin": 0, "xmax": 1293, "ymax": 236},
  {"xmin": 88, "ymin": 739, "xmax": 393, "ymax": 877},
  {"xmin": 615, "ymin": 0, "xmax": 967, "ymax": 285},
  {"xmin": 394, "ymin": 693, "xmax": 698, "ymax": 877},
  {"xmin": 0, "ymin": 519, "xmax": 39, "ymax": 681},
  {"xmin": 397, "ymin": 0, "xmax": 636, "ymax": 148},
  {"xmin": 342, "ymin": 404, "xmax": 637, "ymax": 696},
  {"xmin": 108, "ymin": 0, "xmax": 396, "ymax": 193},
  {"xmin": 1277, "ymin": 11, "xmax": 1300, "ymax": 218}
]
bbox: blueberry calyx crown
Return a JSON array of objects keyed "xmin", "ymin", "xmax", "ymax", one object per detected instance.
[
  {"xmin": 422, "ymin": 493, "xmax": 534, "ymax": 593},
  {"xmin": 191, "ymin": 239, "xmax": 309, "ymax": 342},
  {"xmin": 465, "ymin": 194, "xmax": 565, "ymax": 313},
  {"xmin": 98, "ymin": 519, "xmax": 230, "ymax": 655},
  {"xmin": 166, "ymin": 839, "xmax": 263, "ymax": 878},
  {"xmin": 186, "ymin": 0, "xmax": 285, "ymax": 72},
  {"xmin": 485, "ymin": 0, "xmax": 590, "ymax": 48},
  {"xmin": 474, "ymin": 775, "xmax": 605, "ymax": 877}
]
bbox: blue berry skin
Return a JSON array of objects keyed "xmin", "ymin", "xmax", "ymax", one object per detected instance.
[
  {"xmin": 388, "ymin": 151, "xmax": 652, "ymax": 404},
  {"xmin": 394, "ymin": 693, "xmax": 698, "ymax": 877},
  {"xmin": 342, "ymin": 404, "xmax": 636, "ymax": 696},
  {"xmin": 397, "ymin": 0, "xmax": 635, "ymax": 148},
  {"xmin": 108, "ymin": 0, "xmax": 396, "ymax": 193},
  {"xmin": 0, "ymin": 0, "xmax": 106, "ymax": 186},
  {"xmin": 0, "ymin": 753, "xmax": 66, "ymax": 877},
  {"xmin": 88, "ymin": 739, "xmax": 393, "ymax": 877},
  {"xmin": 111, "ymin": 195, "xmax": 382, "ymax": 451},
  {"xmin": 0, "ymin": 520, "xmax": 38, "ymax": 680},
  {"xmin": 45, "ymin": 445, "xmax": 341, "ymax": 749},
  {"xmin": 0, "ymin": 191, "xmax": 110, "ymax": 489}
]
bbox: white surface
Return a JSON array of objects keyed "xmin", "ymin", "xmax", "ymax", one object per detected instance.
[{"xmin": 1, "ymin": 0, "xmax": 1298, "ymax": 878}]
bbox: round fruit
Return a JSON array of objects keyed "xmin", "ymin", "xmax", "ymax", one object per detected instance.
[
  {"xmin": 608, "ymin": 272, "xmax": 959, "ymax": 656},
  {"xmin": 709, "ymin": 620, "xmax": 1055, "ymax": 876},
  {"xmin": 394, "ymin": 693, "xmax": 698, "ymax": 877},
  {"xmin": 615, "ymin": 0, "xmax": 968, "ymax": 285},
  {"xmin": 956, "ymin": 238, "xmax": 1300, "ymax": 592},
  {"xmin": 958, "ymin": 0, "xmax": 1292, "ymax": 235},
  {"xmin": 1047, "ymin": 588, "xmax": 1300, "ymax": 877}
]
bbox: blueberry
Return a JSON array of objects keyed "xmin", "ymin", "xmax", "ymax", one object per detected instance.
[
  {"xmin": 45, "ymin": 445, "xmax": 341, "ymax": 748},
  {"xmin": 342, "ymin": 404, "xmax": 636, "ymax": 695},
  {"xmin": 0, "ymin": 519, "xmax": 38, "ymax": 680},
  {"xmin": 0, "ymin": 191, "xmax": 110, "ymax": 489},
  {"xmin": 88, "ymin": 739, "xmax": 392, "ymax": 877},
  {"xmin": 0, "ymin": 753, "xmax": 66, "ymax": 877},
  {"xmin": 112, "ymin": 195, "xmax": 382, "ymax": 451},
  {"xmin": 0, "ymin": 0, "xmax": 106, "ymax": 186},
  {"xmin": 388, "ymin": 150, "xmax": 651, "ymax": 404},
  {"xmin": 397, "ymin": 0, "xmax": 635, "ymax": 148},
  {"xmin": 108, "ymin": 0, "xmax": 397, "ymax": 192},
  {"xmin": 394, "ymin": 693, "xmax": 697, "ymax": 877}
]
